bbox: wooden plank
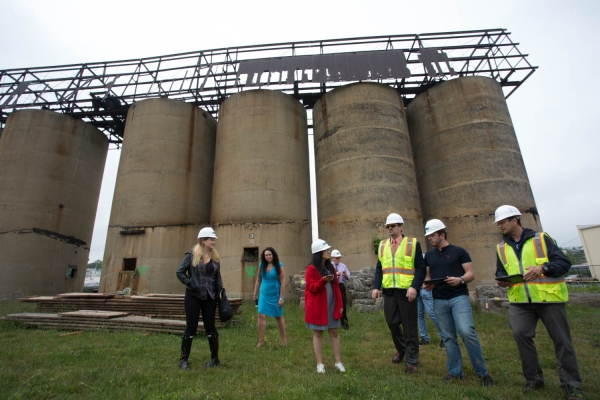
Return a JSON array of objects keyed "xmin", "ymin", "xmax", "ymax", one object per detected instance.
[
  {"xmin": 59, "ymin": 310, "xmax": 130, "ymax": 319},
  {"xmin": 58, "ymin": 331, "xmax": 85, "ymax": 337},
  {"xmin": 56, "ymin": 293, "xmax": 115, "ymax": 299}
]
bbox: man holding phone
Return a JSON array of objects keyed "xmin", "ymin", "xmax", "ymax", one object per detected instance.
[{"xmin": 372, "ymin": 213, "xmax": 425, "ymax": 374}]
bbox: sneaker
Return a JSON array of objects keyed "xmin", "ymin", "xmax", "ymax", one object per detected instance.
[
  {"xmin": 419, "ymin": 339, "xmax": 430, "ymax": 347},
  {"xmin": 444, "ymin": 374, "xmax": 463, "ymax": 381},
  {"xmin": 334, "ymin": 362, "xmax": 346, "ymax": 372},
  {"xmin": 317, "ymin": 364, "xmax": 325, "ymax": 374},
  {"xmin": 480, "ymin": 374, "xmax": 494, "ymax": 387},
  {"xmin": 438, "ymin": 340, "xmax": 445, "ymax": 349}
]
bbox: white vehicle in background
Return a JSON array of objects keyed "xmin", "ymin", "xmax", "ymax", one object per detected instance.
[{"xmin": 84, "ymin": 269, "xmax": 101, "ymax": 292}]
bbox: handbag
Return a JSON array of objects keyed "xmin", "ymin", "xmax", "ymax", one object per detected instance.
[{"xmin": 218, "ymin": 288, "xmax": 234, "ymax": 322}]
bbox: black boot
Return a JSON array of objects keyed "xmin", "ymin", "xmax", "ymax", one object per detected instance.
[
  {"xmin": 206, "ymin": 334, "xmax": 220, "ymax": 368},
  {"xmin": 179, "ymin": 335, "xmax": 193, "ymax": 370}
]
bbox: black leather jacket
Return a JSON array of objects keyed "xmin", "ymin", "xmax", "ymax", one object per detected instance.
[{"xmin": 176, "ymin": 252, "xmax": 223, "ymax": 300}]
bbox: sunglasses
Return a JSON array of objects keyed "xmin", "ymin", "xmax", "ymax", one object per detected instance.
[{"xmin": 386, "ymin": 224, "xmax": 400, "ymax": 229}]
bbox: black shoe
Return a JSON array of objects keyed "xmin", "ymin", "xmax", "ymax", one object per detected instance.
[
  {"xmin": 480, "ymin": 374, "xmax": 494, "ymax": 387},
  {"xmin": 418, "ymin": 339, "xmax": 430, "ymax": 347},
  {"xmin": 179, "ymin": 359, "xmax": 191, "ymax": 370},
  {"xmin": 438, "ymin": 340, "xmax": 445, "ymax": 349},
  {"xmin": 205, "ymin": 358, "xmax": 220, "ymax": 368},
  {"xmin": 522, "ymin": 380, "xmax": 544, "ymax": 393},
  {"xmin": 444, "ymin": 374, "xmax": 463, "ymax": 381},
  {"xmin": 565, "ymin": 385, "xmax": 583, "ymax": 400}
]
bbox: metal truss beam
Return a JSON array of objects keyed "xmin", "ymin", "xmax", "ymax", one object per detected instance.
[{"xmin": 0, "ymin": 29, "xmax": 537, "ymax": 145}]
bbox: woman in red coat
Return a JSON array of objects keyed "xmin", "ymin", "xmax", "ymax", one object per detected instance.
[{"xmin": 304, "ymin": 239, "xmax": 345, "ymax": 374}]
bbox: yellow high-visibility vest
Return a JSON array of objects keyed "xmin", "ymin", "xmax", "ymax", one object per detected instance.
[
  {"xmin": 497, "ymin": 233, "xmax": 568, "ymax": 303},
  {"xmin": 379, "ymin": 236, "xmax": 417, "ymax": 289}
]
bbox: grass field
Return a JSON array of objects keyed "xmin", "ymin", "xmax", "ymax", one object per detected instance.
[{"xmin": 1, "ymin": 298, "xmax": 599, "ymax": 400}]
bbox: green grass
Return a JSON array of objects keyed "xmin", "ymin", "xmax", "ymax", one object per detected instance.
[
  {"xmin": 1, "ymin": 300, "xmax": 599, "ymax": 400},
  {"xmin": 568, "ymin": 284, "xmax": 600, "ymax": 293}
]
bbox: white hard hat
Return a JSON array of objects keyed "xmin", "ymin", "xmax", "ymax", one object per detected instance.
[
  {"xmin": 386, "ymin": 213, "xmax": 404, "ymax": 225},
  {"xmin": 494, "ymin": 205, "xmax": 522, "ymax": 223},
  {"xmin": 331, "ymin": 249, "xmax": 342, "ymax": 257},
  {"xmin": 311, "ymin": 239, "xmax": 331, "ymax": 254},
  {"xmin": 198, "ymin": 227, "xmax": 217, "ymax": 239},
  {"xmin": 424, "ymin": 219, "xmax": 446, "ymax": 236}
]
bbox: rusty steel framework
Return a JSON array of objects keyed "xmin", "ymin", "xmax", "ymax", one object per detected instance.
[{"xmin": 0, "ymin": 29, "xmax": 536, "ymax": 145}]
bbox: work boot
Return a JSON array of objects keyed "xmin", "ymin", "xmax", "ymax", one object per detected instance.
[
  {"xmin": 179, "ymin": 335, "xmax": 193, "ymax": 370},
  {"xmin": 206, "ymin": 334, "xmax": 220, "ymax": 368},
  {"xmin": 392, "ymin": 351, "xmax": 405, "ymax": 364}
]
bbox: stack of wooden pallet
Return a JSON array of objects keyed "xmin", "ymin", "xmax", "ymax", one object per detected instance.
[
  {"xmin": 2, "ymin": 293, "xmax": 244, "ymax": 334},
  {"xmin": 19, "ymin": 293, "xmax": 243, "ymax": 320}
]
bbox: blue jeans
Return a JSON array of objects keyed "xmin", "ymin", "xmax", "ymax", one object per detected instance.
[
  {"xmin": 434, "ymin": 295, "xmax": 488, "ymax": 377},
  {"xmin": 417, "ymin": 288, "xmax": 444, "ymax": 342}
]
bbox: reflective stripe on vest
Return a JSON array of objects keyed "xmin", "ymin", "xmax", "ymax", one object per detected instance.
[
  {"xmin": 496, "ymin": 232, "xmax": 568, "ymax": 303},
  {"xmin": 379, "ymin": 236, "xmax": 417, "ymax": 289}
]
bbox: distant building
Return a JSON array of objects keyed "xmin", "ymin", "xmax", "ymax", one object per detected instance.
[{"xmin": 577, "ymin": 224, "xmax": 600, "ymax": 279}]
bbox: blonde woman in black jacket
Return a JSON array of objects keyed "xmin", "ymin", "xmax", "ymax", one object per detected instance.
[{"xmin": 176, "ymin": 227, "xmax": 223, "ymax": 369}]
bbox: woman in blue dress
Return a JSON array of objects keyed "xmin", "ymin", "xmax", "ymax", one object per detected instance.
[{"xmin": 252, "ymin": 247, "xmax": 287, "ymax": 347}]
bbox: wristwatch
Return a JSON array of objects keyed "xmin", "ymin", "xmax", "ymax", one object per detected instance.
[
  {"xmin": 542, "ymin": 265, "xmax": 549, "ymax": 275},
  {"xmin": 459, "ymin": 276, "xmax": 465, "ymax": 285}
]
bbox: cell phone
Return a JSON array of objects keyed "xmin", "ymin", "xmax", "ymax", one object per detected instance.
[{"xmin": 254, "ymin": 299, "xmax": 258, "ymax": 307}]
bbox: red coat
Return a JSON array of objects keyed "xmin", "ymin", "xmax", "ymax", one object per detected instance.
[{"xmin": 304, "ymin": 264, "xmax": 343, "ymax": 326}]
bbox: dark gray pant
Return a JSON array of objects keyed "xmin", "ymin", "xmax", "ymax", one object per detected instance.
[
  {"xmin": 384, "ymin": 289, "xmax": 419, "ymax": 366},
  {"xmin": 509, "ymin": 303, "xmax": 582, "ymax": 389}
]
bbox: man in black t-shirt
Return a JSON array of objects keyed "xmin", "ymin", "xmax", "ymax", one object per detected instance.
[{"xmin": 423, "ymin": 219, "xmax": 493, "ymax": 386}]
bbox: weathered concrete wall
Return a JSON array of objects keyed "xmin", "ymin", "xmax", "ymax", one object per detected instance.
[
  {"xmin": 0, "ymin": 110, "xmax": 108, "ymax": 296},
  {"xmin": 100, "ymin": 225, "xmax": 200, "ymax": 294},
  {"xmin": 212, "ymin": 222, "xmax": 311, "ymax": 298},
  {"xmin": 407, "ymin": 77, "xmax": 542, "ymax": 288},
  {"xmin": 212, "ymin": 90, "xmax": 311, "ymax": 298},
  {"xmin": 313, "ymin": 83, "xmax": 424, "ymax": 270},
  {"xmin": 100, "ymin": 98, "xmax": 216, "ymax": 294}
]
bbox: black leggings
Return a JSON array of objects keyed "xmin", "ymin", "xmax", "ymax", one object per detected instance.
[{"xmin": 183, "ymin": 293, "xmax": 217, "ymax": 337}]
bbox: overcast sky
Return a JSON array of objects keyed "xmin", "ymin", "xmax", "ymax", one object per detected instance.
[{"xmin": 2, "ymin": 0, "xmax": 599, "ymax": 262}]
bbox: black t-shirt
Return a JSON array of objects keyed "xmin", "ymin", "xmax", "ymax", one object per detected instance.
[{"xmin": 424, "ymin": 244, "xmax": 471, "ymax": 299}]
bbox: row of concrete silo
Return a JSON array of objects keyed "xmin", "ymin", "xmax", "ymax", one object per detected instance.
[
  {"xmin": 0, "ymin": 76, "xmax": 540, "ymax": 297},
  {"xmin": 315, "ymin": 77, "xmax": 540, "ymax": 289},
  {"xmin": 99, "ymin": 91, "xmax": 311, "ymax": 297}
]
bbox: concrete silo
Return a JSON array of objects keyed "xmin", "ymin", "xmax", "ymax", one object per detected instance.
[
  {"xmin": 313, "ymin": 83, "xmax": 424, "ymax": 270},
  {"xmin": 100, "ymin": 98, "xmax": 216, "ymax": 295},
  {"xmin": 212, "ymin": 90, "xmax": 311, "ymax": 298},
  {"xmin": 407, "ymin": 76, "xmax": 541, "ymax": 288},
  {"xmin": 0, "ymin": 110, "xmax": 108, "ymax": 296}
]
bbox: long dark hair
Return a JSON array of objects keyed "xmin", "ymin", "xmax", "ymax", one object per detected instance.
[
  {"xmin": 260, "ymin": 247, "xmax": 281, "ymax": 277},
  {"xmin": 311, "ymin": 251, "xmax": 334, "ymax": 277}
]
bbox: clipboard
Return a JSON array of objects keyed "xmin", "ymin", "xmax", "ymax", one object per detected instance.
[
  {"xmin": 423, "ymin": 277, "xmax": 446, "ymax": 286},
  {"xmin": 495, "ymin": 274, "xmax": 525, "ymax": 284}
]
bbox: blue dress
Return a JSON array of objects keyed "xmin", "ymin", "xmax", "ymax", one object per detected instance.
[{"xmin": 258, "ymin": 263, "xmax": 283, "ymax": 317}]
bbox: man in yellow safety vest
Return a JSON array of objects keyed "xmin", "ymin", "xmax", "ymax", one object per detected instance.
[
  {"xmin": 372, "ymin": 213, "xmax": 426, "ymax": 374},
  {"xmin": 494, "ymin": 205, "xmax": 582, "ymax": 399}
]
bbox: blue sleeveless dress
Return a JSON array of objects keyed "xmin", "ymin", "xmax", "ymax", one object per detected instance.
[{"xmin": 258, "ymin": 263, "xmax": 283, "ymax": 317}]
